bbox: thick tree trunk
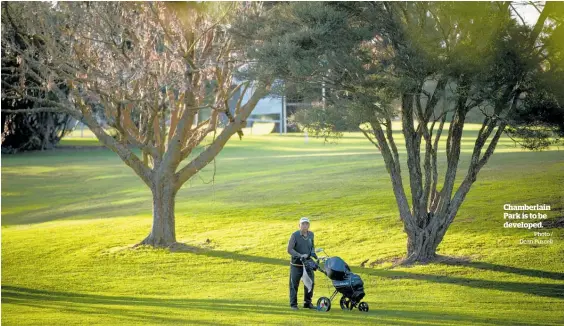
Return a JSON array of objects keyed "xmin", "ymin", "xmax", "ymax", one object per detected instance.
[
  {"xmin": 404, "ymin": 217, "xmax": 447, "ymax": 263},
  {"xmin": 139, "ymin": 177, "xmax": 177, "ymax": 247}
]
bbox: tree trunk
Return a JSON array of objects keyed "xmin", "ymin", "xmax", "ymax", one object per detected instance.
[
  {"xmin": 139, "ymin": 177, "xmax": 177, "ymax": 247},
  {"xmin": 404, "ymin": 216, "xmax": 447, "ymax": 263}
]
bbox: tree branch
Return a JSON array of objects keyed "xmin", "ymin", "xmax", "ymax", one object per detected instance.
[
  {"xmin": 370, "ymin": 120, "xmax": 415, "ymax": 229},
  {"xmin": 429, "ymin": 114, "xmax": 446, "ymax": 212},
  {"xmin": 437, "ymin": 81, "xmax": 468, "ymax": 217},
  {"xmin": 174, "ymin": 80, "xmax": 271, "ymax": 189},
  {"xmin": 402, "ymin": 91, "xmax": 426, "ymax": 222},
  {"xmin": 360, "ymin": 128, "xmax": 381, "ymax": 150},
  {"xmin": 80, "ymin": 107, "xmax": 152, "ymax": 187}
]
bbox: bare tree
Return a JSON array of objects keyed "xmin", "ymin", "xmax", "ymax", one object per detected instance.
[{"xmin": 1, "ymin": 2, "xmax": 271, "ymax": 247}]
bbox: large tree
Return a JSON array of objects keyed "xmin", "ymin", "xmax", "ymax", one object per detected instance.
[
  {"xmin": 1, "ymin": 2, "xmax": 271, "ymax": 247},
  {"xmin": 237, "ymin": 1, "xmax": 564, "ymax": 263}
]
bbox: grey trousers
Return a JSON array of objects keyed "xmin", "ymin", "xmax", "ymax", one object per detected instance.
[{"xmin": 289, "ymin": 264, "xmax": 315, "ymax": 307}]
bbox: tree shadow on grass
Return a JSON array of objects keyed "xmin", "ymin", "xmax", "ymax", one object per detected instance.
[
  {"xmin": 1, "ymin": 171, "xmax": 152, "ymax": 226},
  {"xmin": 435, "ymin": 255, "xmax": 564, "ymax": 281},
  {"xmin": 1, "ymin": 285, "xmax": 549, "ymax": 326},
  {"xmin": 168, "ymin": 243, "xmax": 289, "ymax": 267},
  {"xmin": 167, "ymin": 244, "xmax": 564, "ymax": 300},
  {"xmin": 0, "ymin": 285, "xmax": 398, "ymax": 325}
]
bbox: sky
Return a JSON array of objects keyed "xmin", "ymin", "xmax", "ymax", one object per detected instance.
[{"xmin": 512, "ymin": 1, "xmax": 543, "ymax": 26}]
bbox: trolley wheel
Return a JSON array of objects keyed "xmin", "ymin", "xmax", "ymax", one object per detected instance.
[
  {"xmin": 339, "ymin": 296, "xmax": 352, "ymax": 310},
  {"xmin": 316, "ymin": 296, "xmax": 332, "ymax": 312},
  {"xmin": 358, "ymin": 301, "xmax": 369, "ymax": 312}
]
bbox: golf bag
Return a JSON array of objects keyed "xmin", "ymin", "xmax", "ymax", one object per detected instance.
[
  {"xmin": 324, "ymin": 257, "xmax": 365, "ymax": 302},
  {"xmin": 313, "ymin": 251, "xmax": 369, "ymax": 312}
]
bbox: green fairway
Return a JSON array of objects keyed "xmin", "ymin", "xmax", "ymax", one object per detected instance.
[{"xmin": 2, "ymin": 125, "xmax": 564, "ymax": 325}]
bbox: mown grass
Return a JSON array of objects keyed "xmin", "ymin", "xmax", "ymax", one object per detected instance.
[{"xmin": 2, "ymin": 123, "xmax": 563, "ymax": 325}]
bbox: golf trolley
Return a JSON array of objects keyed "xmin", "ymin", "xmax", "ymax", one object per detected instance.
[{"xmin": 305, "ymin": 248, "xmax": 369, "ymax": 313}]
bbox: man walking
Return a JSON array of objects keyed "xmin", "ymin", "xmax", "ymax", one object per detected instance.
[{"xmin": 287, "ymin": 217, "xmax": 317, "ymax": 310}]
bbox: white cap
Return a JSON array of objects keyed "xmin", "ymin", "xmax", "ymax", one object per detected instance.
[{"xmin": 299, "ymin": 217, "xmax": 310, "ymax": 225}]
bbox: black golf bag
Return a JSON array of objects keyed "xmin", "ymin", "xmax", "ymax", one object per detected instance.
[
  {"xmin": 310, "ymin": 249, "xmax": 369, "ymax": 312},
  {"xmin": 324, "ymin": 257, "xmax": 365, "ymax": 303}
]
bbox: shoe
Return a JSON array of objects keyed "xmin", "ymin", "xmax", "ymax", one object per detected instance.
[
  {"xmin": 290, "ymin": 306, "xmax": 299, "ymax": 310},
  {"xmin": 303, "ymin": 303, "xmax": 316, "ymax": 309}
]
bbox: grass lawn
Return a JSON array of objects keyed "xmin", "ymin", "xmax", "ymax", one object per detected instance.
[{"xmin": 2, "ymin": 124, "xmax": 564, "ymax": 325}]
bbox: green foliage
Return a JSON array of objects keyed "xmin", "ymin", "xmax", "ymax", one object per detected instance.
[
  {"xmin": 230, "ymin": 2, "xmax": 375, "ymax": 95},
  {"xmin": 238, "ymin": 2, "xmax": 564, "ymax": 151}
]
